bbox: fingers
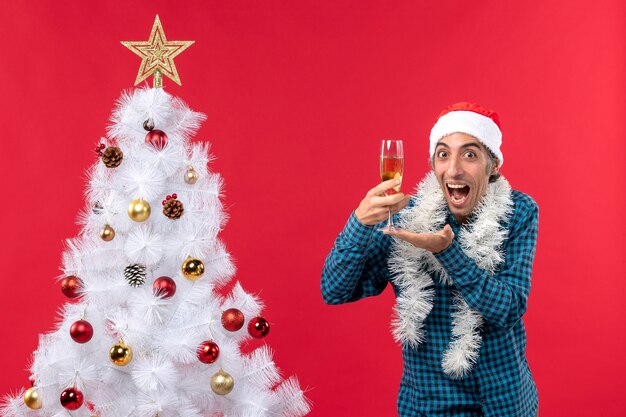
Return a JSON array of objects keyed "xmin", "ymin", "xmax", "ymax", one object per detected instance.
[
  {"xmin": 370, "ymin": 192, "xmax": 407, "ymax": 209},
  {"xmin": 355, "ymin": 203, "xmax": 394, "ymax": 226},
  {"xmin": 438, "ymin": 224, "xmax": 455, "ymax": 240},
  {"xmin": 390, "ymin": 194, "xmax": 411, "ymax": 213},
  {"xmin": 377, "ymin": 194, "xmax": 411, "ymax": 216},
  {"xmin": 380, "ymin": 227, "xmax": 402, "ymax": 237},
  {"xmin": 383, "ymin": 224, "xmax": 455, "ymax": 253},
  {"xmin": 382, "ymin": 229, "xmax": 429, "ymax": 246},
  {"xmin": 368, "ymin": 179, "xmax": 402, "ymax": 197},
  {"xmin": 356, "ymin": 181, "xmax": 408, "ymax": 226}
]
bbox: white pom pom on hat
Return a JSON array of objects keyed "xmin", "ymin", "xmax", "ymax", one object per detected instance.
[{"xmin": 429, "ymin": 102, "xmax": 504, "ymax": 166}]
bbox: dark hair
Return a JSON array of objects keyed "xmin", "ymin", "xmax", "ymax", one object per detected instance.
[{"xmin": 485, "ymin": 148, "xmax": 501, "ymax": 183}]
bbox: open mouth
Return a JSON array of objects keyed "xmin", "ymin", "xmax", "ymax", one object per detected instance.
[{"xmin": 446, "ymin": 183, "xmax": 470, "ymax": 206}]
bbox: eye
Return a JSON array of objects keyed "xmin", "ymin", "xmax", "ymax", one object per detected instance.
[
  {"xmin": 437, "ymin": 150, "xmax": 448, "ymax": 158},
  {"xmin": 464, "ymin": 151, "xmax": 476, "ymax": 158}
]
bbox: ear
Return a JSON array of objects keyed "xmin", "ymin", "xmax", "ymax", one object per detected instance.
[{"xmin": 491, "ymin": 159, "xmax": 500, "ymax": 175}]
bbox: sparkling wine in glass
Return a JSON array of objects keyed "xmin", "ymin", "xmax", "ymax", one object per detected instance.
[{"xmin": 380, "ymin": 140, "xmax": 404, "ymax": 231}]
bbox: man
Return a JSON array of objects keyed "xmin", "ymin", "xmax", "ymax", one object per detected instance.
[{"xmin": 321, "ymin": 102, "xmax": 539, "ymax": 417}]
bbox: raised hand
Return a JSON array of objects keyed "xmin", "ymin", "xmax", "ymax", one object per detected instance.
[{"xmin": 355, "ymin": 179, "xmax": 411, "ymax": 226}]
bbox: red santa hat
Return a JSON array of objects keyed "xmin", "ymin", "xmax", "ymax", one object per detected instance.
[{"xmin": 429, "ymin": 102, "xmax": 504, "ymax": 166}]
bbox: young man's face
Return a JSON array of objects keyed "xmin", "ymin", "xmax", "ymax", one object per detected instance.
[{"xmin": 433, "ymin": 133, "xmax": 497, "ymax": 223}]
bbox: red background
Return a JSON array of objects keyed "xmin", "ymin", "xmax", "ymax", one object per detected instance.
[{"xmin": 1, "ymin": 1, "xmax": 624, "ymax": 416}]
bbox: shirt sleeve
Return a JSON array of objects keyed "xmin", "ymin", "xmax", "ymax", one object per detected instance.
[
  {"xmin": 434, "ymin": 198, "xmax": 539, "ymax": 329},
  {"xmin": 321, "ymin": 211, "xmax": 391, "ymax": 305}
]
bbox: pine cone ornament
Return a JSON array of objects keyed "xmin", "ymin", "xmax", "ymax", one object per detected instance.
[
  {"xmin": 101, "ymin": 146, "xmax": 123, "ymax": 168},
  {"xmin": 124, "ymin": 264, "xmax": 147, "ymax": 287},
  {"xmin": 162, "ymin": 194, "xmax": 184, "ymax": 220}
]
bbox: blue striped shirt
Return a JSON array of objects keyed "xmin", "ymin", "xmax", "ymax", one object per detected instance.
[{"xmin": 321, "ymin": 190, "xmax": 539, "ymax": 416}]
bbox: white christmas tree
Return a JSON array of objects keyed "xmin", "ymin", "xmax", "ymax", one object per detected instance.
[{"xmin": 2, "ymin": 16, "xmax": 309, "ymax": 417}]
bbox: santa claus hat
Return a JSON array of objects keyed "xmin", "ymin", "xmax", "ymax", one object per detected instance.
[{"xmin": 429, "ymin": 102, "xmax": 504, "ymax": 166}]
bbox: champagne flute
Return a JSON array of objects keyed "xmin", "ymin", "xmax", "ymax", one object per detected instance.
[{"xmin": 380, "ymin": 139, "xmax": 404, "ymax": 231}]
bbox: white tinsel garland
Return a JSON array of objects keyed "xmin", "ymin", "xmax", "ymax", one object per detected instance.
[{"xmin": 389, "ymin": 171, "xmax": 513, "ymax": 378}]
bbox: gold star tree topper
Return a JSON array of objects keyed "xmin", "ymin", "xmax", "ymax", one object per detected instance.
[{"xmin": 122, "ymin": 15, "xmax": 194, "ymax": 88}]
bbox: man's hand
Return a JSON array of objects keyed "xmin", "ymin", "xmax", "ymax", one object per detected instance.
[
  {"xmin": 382, "ymin": 224, "xmax": 455, "ymax": 253},
  {"xmin": 355, "ymin": 179, "xmax": 411, "ymax": 226}
]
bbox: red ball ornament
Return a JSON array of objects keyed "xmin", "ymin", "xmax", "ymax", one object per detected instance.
[
  {"xmin": 60, "ymin": 387, "xmax": 84, "ymax": 410},
  {"xmin": 221, "ymin": 308, "xmax": 245, "ymax": 332},
  {"xmin": 153, "ymin": 276, "xmax": 176, "ymax": 299},
  {"xmin": 70, "ymin": 320, "xmax": 94, "ymax": 343},
  {"xmin": 197, "ymin": 340, "xmax": 220, "ymax": 364},
  {"xmin": 61, "ymin": 276, "xmax": 82, "ymax": 299},
  {"xmin": 248, "ymin": 317, "xmax": 270, "ymax": 338},
  {"xmin": 145, "ymin": 129, "xmax": 168, "ymax": 150}
]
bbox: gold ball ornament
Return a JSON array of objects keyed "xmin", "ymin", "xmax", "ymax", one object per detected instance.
[
  {"xmin": 24, "ymin": 388, "xmax": 42, "ymax": 410},
  {"xmin": 182, "ymin": 257, "xmax": 205, "ymax": 280},
  {"xmin": 210, "ymin": 369, "xmax": 234, "ymax": 395},
  {"xmin": 128, "ymin": 199, "xmax": 151, "ymax": 222},
  {"xmin": 100, "ymin": 224, "xmax": 115, "ymax": 241},
  {"xmin": 184, "ymin": 166, "xmax": 199, "ymax": 184},
  {"xmin": 109, "ymin": 342, "xmax": 133, "ymax": 366}
]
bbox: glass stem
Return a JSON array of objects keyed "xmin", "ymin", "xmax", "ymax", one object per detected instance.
[{"xmin": 388, "ymin": 208, "xmax": 394, "ymax": 228}]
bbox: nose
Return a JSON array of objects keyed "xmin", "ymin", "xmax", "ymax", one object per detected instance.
[{"xmin": 446, "ymin": 154, "xmax": 464, "ymax": 178}]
